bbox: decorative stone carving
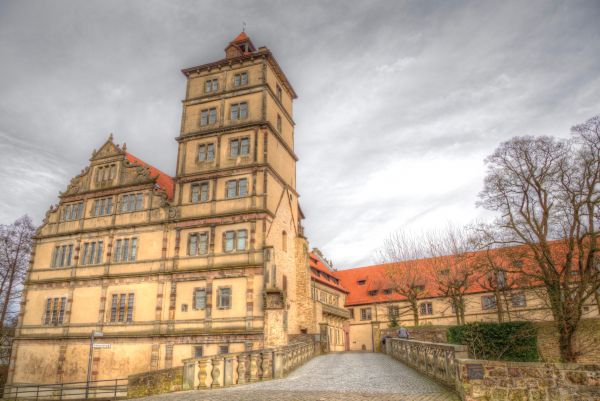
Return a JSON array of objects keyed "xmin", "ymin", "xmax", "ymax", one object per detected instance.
[{"xmin": 263, "ymin": 288, "xmax": 285, "ymax": 310}]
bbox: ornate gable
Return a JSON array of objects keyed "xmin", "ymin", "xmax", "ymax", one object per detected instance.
[{"xmin": 90, "ymin": 133, "xmax": 125, "ymax": 161}]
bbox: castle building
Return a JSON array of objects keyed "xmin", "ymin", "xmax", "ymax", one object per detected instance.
[{"xmin": 8, "ymin": 32, "xmax": 319, "ymax": 384}]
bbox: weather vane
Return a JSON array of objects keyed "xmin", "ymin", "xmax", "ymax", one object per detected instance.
[{"xmin": 243, "ymin": 21, "xmax": 246, "ymax": 32}]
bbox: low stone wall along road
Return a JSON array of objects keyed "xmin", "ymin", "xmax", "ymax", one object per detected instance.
[{"xmin": 134, "ymin": 352, "xmax": 459, "ymax": 401}]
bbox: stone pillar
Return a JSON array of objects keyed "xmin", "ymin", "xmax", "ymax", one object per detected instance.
[
  {"xmin": 223, "ymin": 355, "xmax": 234, "ymax": 386},
  {"xmin": 260, "ymin": 350, "xmax": 273, "ymax": 380},
  {"xmin": 273, "ymin": 348, "xmax": 284, "ymax": 379},
  {"xmin": 371, "ymin": 321, "xmax": 381, "ymax": 353},
  {"xmin": 237, "ymin": 354, "xmax": 247, "ymax": 384},
  {"xmin": 249, "ymin": 352, "xmax": 260, "ymax": 382},
  {"xmin": 210, "ymin": 356, "xmax": 223, "ymax": 388},
  {"xmin": 198, "ymin": 358, "xmax": 210, "ymax": 389}
]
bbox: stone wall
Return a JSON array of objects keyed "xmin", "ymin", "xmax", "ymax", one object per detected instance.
[
  {"xmin": 536, "ymin": 318, "xmax": 600, "ymax": 363},
  {"xmin": 382, "ymin": 325, "xmax": 449, "ymax": 343},
  {"xmin": 456, "ymin": 359, "xmax": 600, "ymax": 401},
  {"xmin": 127, "ymin": 367, "xmax": 183, "ymax": 399}
]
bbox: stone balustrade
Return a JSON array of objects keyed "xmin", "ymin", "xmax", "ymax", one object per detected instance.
[
  {"xmin": 182, "ymin": 341, "xmax": 316, "ymax": 390},
  {"xmin": 385, "ymin": 338, "xmax": 467, "ymax": 387}
]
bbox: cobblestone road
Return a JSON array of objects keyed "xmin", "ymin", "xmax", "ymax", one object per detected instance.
[{"xmin": 135, "ymin": 353, "xmax": 459, "ymax": 401}]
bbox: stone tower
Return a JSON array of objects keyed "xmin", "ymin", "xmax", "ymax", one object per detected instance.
[{"xmin": 8, "ymin": 32, "xmax": 312, "ymax": 385}]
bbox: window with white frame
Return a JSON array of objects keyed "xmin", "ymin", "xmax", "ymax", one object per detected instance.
[
  {"xmin": 110, "ymin": 293, "xmax": 135, "ymax": 322},
  {"xmin": 217, "ymin": 287, "xmax": 232, "ymax": 309},
  {"xmin": 191, "ymin": 182, "xmax": 210, "ymax": 203},
  {"xmin": 92, "ymin": 198, "xmax": 113, "ymax": 217},
  {"xmin": 62, "ymin": 202, "xmax": 84, "ymax": 221},
  {"xmin": 81, "ymin": 241, "xmax": 104, "ymax": 265},
  {"xmin": 188, "ymin": 232, "xmax": 209, "ymax": 256},
  {"xmin": 223, "ymin": 230, "xmax": 247, "ymax": 252},
  {"xmin": 51, "ymin": 244, "xmax": 74, "ymax": 268},
  {"xmin": 113, "ymin": 237, "xmax": 138, "ymax": 262},
  {"xmin": 419, "ymin": 302, "xmax": 433, "ymax": 315},
  {"xmin": 44, "ymin": 297, "xmax": 67, "ymax": 325},
  {"xmin": 121, "ymin": 193, "xmax": 144, "ymax": 213},
  {"xmin": 198, "ymin": 143, "xmax": 215, "ymax": 162},
  {"xmin": 360, "ymin": 307, "xmax": 372, "ymax": 321},
  {"xmin": 230, "ymin": 102, "xmax": 248, "ymax": 120},
  {"xmin": 200, "ymin": 107, "xmax": 217, "ymax": 126},
  {"xmin": 229, "ymin": 137, "xmax": 249, "ymax": 157},
  {"xmin": 225, "ymin": 179, "xmax": 248, "ymax": 198}
]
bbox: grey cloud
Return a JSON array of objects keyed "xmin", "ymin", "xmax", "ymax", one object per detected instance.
[{"xmin": 1, "ymin": 0, "xmax": 599, "ymax": 269}]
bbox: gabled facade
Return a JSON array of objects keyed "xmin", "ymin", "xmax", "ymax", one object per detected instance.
[{"xmin": 8, "ymin": 33, "xmax": 315, "ymax": 385}]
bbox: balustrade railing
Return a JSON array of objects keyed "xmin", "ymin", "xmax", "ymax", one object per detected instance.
[
  {"xmin": 385, "ymin": 338, "xmax": 467, "ymax": 387},
  {"xmin": 183, "ymin": 341, "xmax": 316, "ymax": 390}
]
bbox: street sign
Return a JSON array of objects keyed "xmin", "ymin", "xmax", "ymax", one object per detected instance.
[{"xmin": 93, "ymin": 343, "xmax": 111, "ymax": 349}]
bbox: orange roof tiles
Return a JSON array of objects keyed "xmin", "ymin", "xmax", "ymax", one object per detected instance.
[
  {"xmin": 309, "ymin": 253, "xmax": 349, "ymax": 294},
  {"xmin": 125, "ymin": 153, "xmax": 174, "ymax": 201},
  {"xmin": 231, "ymin": 31, "xmax": 249, "ymax": 43}
]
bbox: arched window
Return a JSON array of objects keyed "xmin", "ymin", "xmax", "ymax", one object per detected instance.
[{"xmin": 282, "ymin": 231, "xmax": 287, "ymax": 252}]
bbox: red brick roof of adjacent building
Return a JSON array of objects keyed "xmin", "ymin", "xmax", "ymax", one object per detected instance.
[
  {"xmin": 125, "ymin": 153, "xmax": 174, "ymax": 201},
  {"xmin": 335, "ymin": 241, "xmax": 579, "ymax": 307},
  {"xmin": 309, "ymin": 253, "xmax": 349, "ymax": 294}
]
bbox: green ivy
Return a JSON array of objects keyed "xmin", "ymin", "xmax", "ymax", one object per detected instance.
[{"xmin": 447, "ymin": 321, "xmax": 539, "ymax": 362}]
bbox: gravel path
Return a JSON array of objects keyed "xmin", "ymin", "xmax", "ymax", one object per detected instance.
[{"xmin": 134, "ymin": 352, "xmax": 459, "ymax": 401}]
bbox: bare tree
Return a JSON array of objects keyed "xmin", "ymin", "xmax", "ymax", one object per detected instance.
[
  {"xmin": 478, "ymin": 115, "xmax": 600, "ymax": 362},
  {"xmin": 427, "ymin": 225, "xmax": 476, "ymax": 325},
  {"xmin": 0, "ymin": 216, "xmax": 35, "ymax": 329},
  {"xmin": 377, "ymin": 231, "xmax": 428, "ymax": 326}
]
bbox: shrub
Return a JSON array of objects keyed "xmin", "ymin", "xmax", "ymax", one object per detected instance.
[{"xmin": 447, "ymin": 321, "xmax": 539, "ymax": 362}]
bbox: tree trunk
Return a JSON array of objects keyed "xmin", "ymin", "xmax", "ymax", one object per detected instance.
[
  {"xmin": 0, "ymin": 261, "xmax": 16, "ymax": 329},
  {"xmin": 412, "ymin": 306, "xmax": 419, "ymax": 326},
  {"xmin": 558, "ymin": 322, "xmax": 577, "ymax": 362},
  {"xmin": 495, "ymin": 289, "xmax": 504, "ymax": 323}
]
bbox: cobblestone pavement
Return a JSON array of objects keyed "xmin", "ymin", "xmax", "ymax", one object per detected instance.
[{"xmin": 136, "ymin": 353, "xmax": 459, "ymax": 401}]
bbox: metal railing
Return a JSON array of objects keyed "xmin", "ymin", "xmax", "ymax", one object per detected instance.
[{"xmin": 0, "ymin": 378, "xmax": 128, "ymax": 400}]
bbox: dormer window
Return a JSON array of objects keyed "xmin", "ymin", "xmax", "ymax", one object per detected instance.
[
  {"xmin": 357, "ymin": 280, "xmax": 366, "ymax": 285},
  {"xmin": 96, "ymin": 164, "xmax": 116, "ymax": 183},
  {"xmin": 368, "ymin": 290, "xmax": 378, "ymax": 296}
]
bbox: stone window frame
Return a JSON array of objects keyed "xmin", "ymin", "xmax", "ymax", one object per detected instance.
[
  {"xmin": 43, "ymin": 296, "xmax": 68, "ymax": 326},
  {"xmin": 204, "ymin": 78, "xmax": 219, "ymax": 94},
  {"xmin": 51, "ymin": 243, "xmax": 74, "ymax": 268},
  {"xmin": 276, "ymin": 84, "xmax": 283, "ymax": 102},
  {"xmin": 230, "ymin": 102, "xmax": 248, "ymax": 121},
  {"xmin": 95, "ymin": 163, "xmax": 117, "ymax": 184},
  {"xmin": 62, "ymin": 202, "xmax": 84, "ymax": 222},
  {"xmin": 80, "ymin": 240, "xmax": 104, "ymax": 266},
  {"xmin": 222, "ymin": 229, "xmax": 248, "ymax": 253},
  {"xmin": 187, "ymin": 232, "xmax": 209, "ymax": 257},
  {"xmin": 229, "ymin": 137, "xmax": 250, "ymax": 158},
  {"xmin": 108, "ymin": 292, "xmax": 135, "ymax": 323},
  {"xmin": 224, "ymin": 178, "xmax": 248, "ymax": 199},
  {"xmin": 197, "ymin": 143, "xmax": 215, "ymax": 163},
  {"xmin": 91, "ymin": 197, "xmax": 114, "ymax": 217},
  {"xmin": 120, "ymin": 192, "xmax": 144, "ymax": 213},
  {"xmin": 360, "ymin": 307, "xmax": 372, "ymax": 321},
  {"xmin": 233, "ymin": 71, "xmax": 248, "ymax": 87},
  {"xmin": 193, "ymin": 345, "xmax": 203, "ymax": 358},
  {"xmin": 192, "ymin": 287, "xmax": 207, "ymax": 310},
  {"xmin": 388, "ymin": 305, "xmax": 400, "ymax": 318},
  {"xmin": 276, "ymin": 114, "xmax": 282, "ymax": 132},
  {"xmin": 190, "ymin": 181, "xmax": 210, "ymax": 204},
  {"xmin": 113, "ymin": 237, "xmax": 139, "ymax": 263},
  {"xmin": 200, "ymin": 107, "xmax": 218, "ymax": 126},
  {"xmin": 216, "ymin": 286, "xmax": 232, "ymax": 310}
]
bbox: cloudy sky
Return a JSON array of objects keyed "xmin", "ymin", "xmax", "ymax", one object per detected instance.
[{"xmin": 0, "ymin": 0, "xmax": 599, "ymax": 269}]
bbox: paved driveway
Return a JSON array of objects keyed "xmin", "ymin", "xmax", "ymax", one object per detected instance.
[{"xmin": 135, "ymin": 352, "xmax": 459, "ymax": 401}]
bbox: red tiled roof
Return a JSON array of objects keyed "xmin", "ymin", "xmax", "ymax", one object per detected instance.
[
  {"xmin": 309, "ymin": 253, "xmax": 349, "ymax": 294},
  {"xmin": 125, "ymin": 153, "xmax": 174, "ymax": 201},
  {"xmin": 232, "ymin": 31, "xmax": 249, "ymax": 43},
  {"xmin": 336, "ymin": 242, "xmax": 575, "ymax": 307}
]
